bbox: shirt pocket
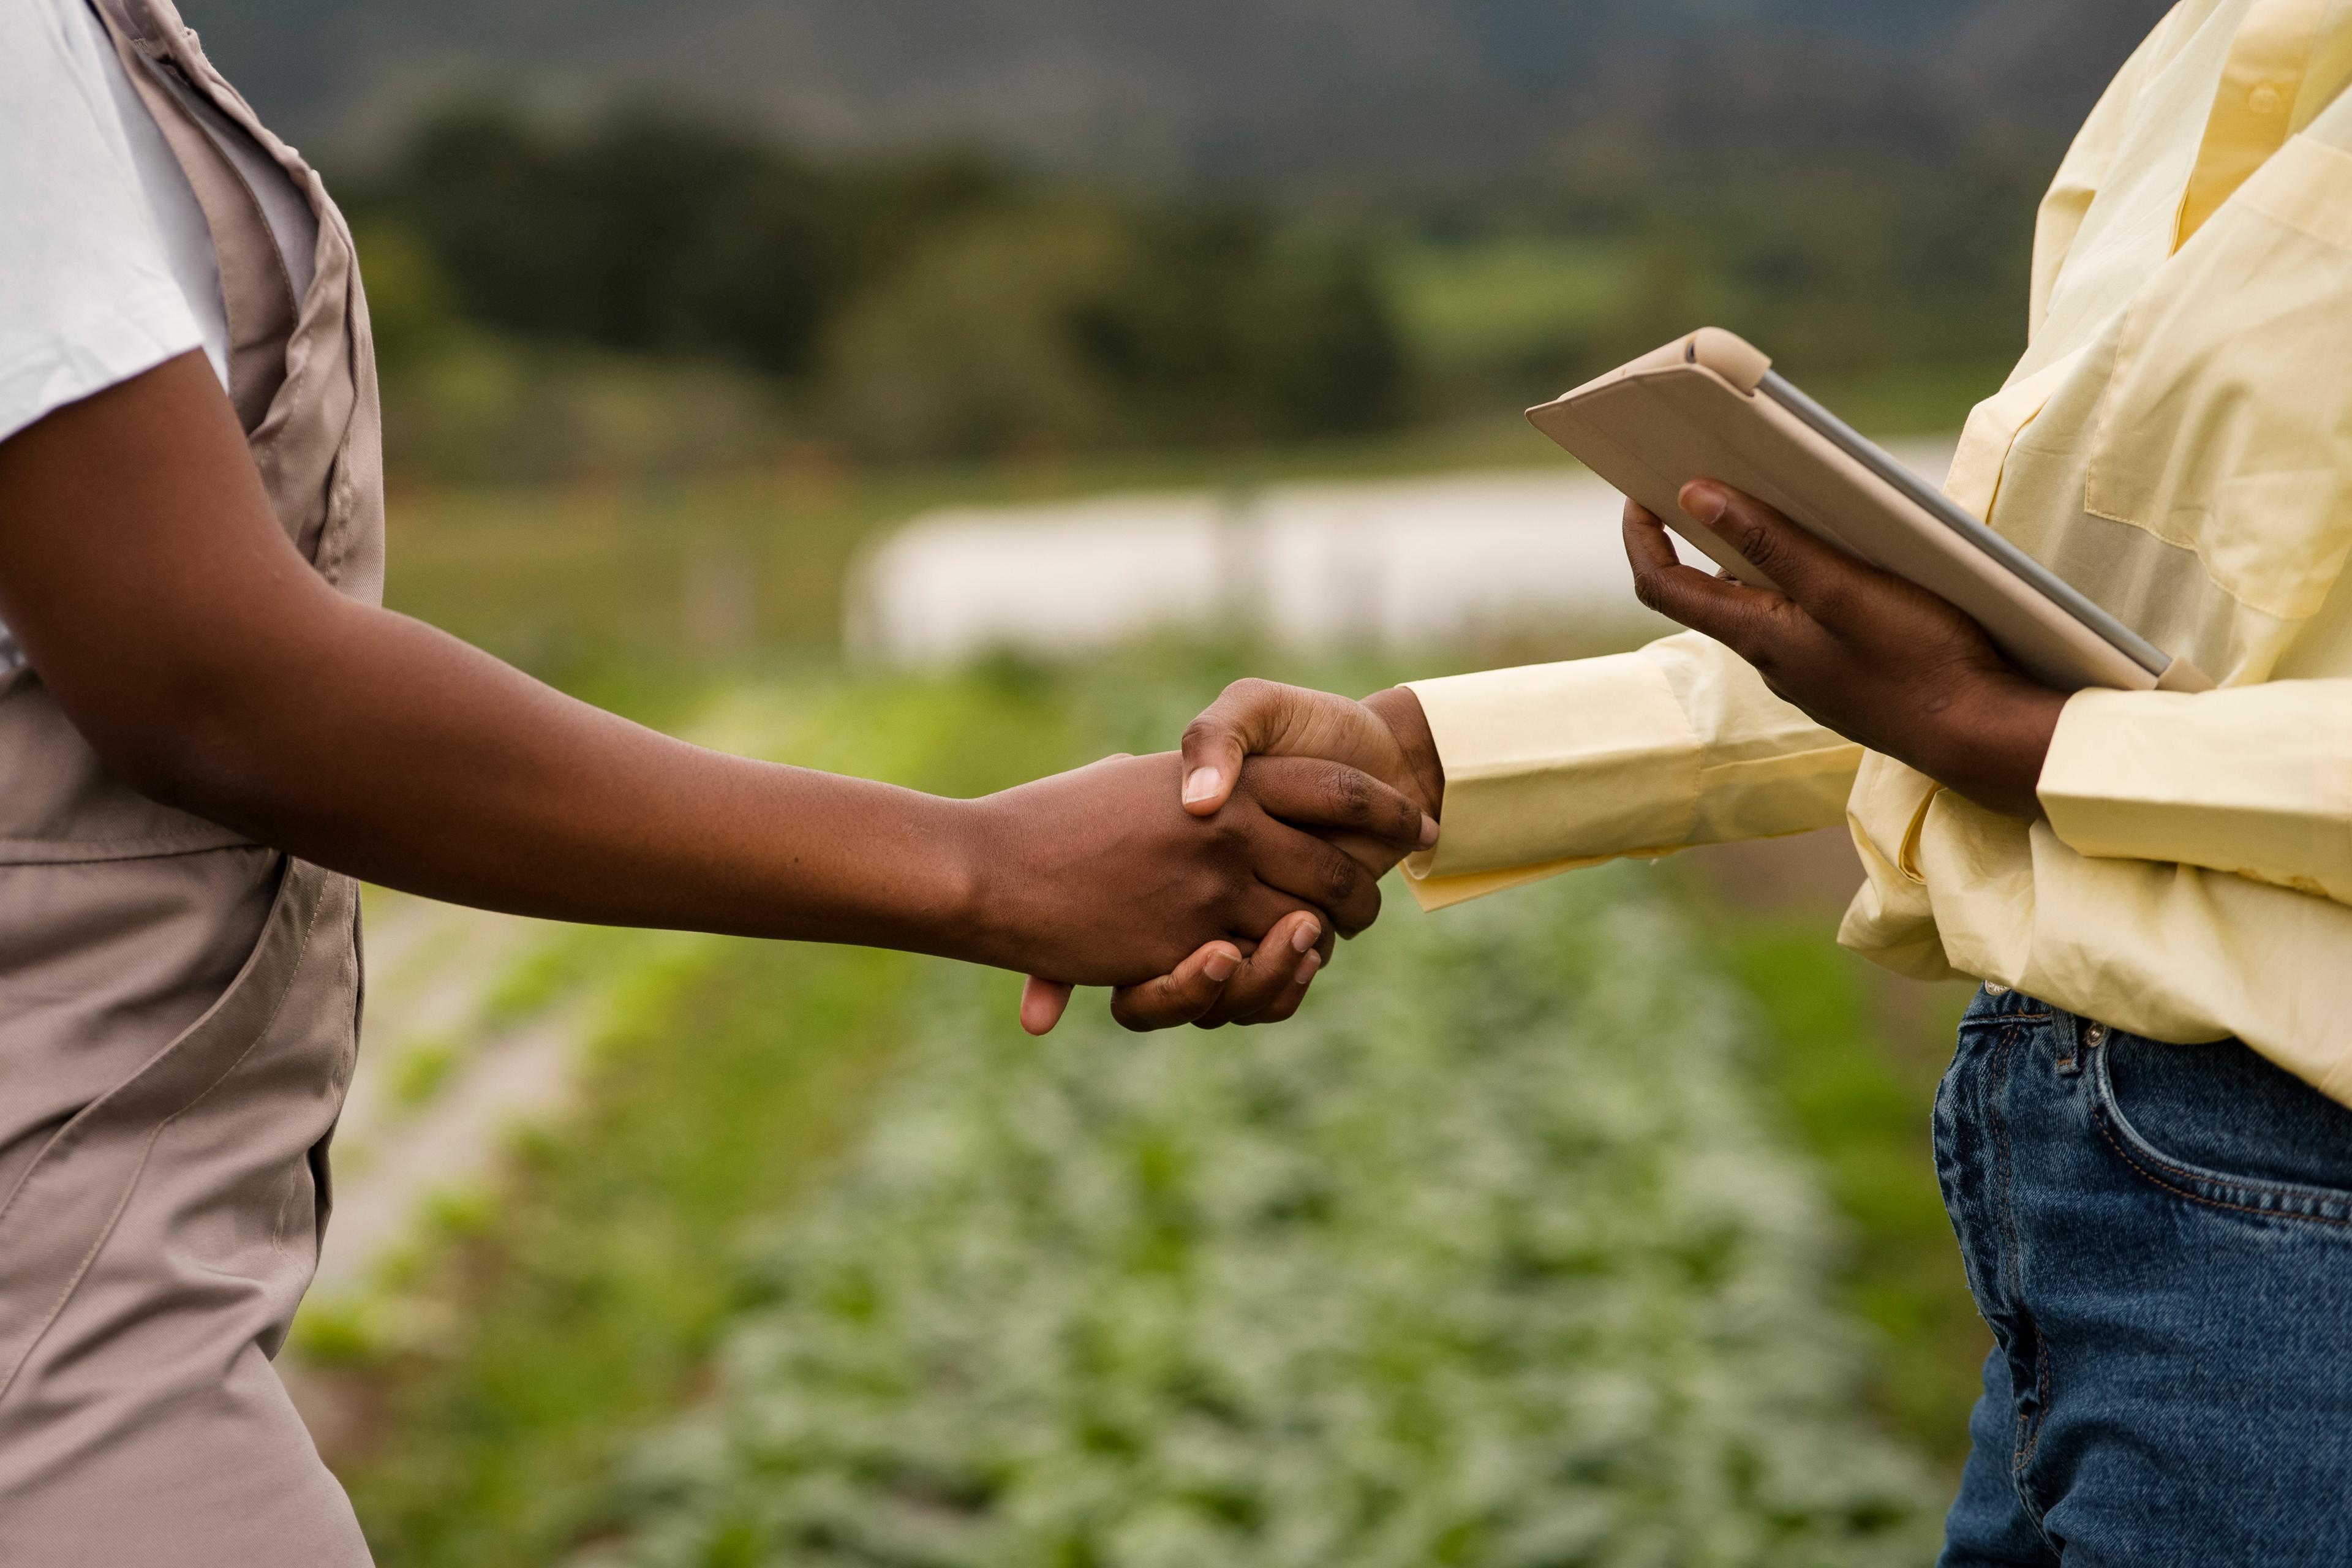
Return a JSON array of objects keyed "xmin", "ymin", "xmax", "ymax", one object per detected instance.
[{"xmin": 2083, "ymin": 134, "xmax": 2352, "ymax": 623}]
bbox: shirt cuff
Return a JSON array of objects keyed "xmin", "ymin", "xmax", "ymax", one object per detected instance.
[
  {"xmin": 2038, "ymin": 685, "xmax": 2352, "ymax": 904},
  {"xmin": 1401, "ymin": 654, "xmax": 1702, "ymax": 888}
]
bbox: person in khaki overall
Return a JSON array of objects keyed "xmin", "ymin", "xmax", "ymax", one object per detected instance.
[
  {"xmin": 0, "ymin": 3, "xmax": 1438, "ymax": 1558},
  {"xmin": 0, "ymin": 1, "xmax": 382, "ymax": 1558}
]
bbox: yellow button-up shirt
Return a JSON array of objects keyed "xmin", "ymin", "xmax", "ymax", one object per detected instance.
[{"xmin": 1403, "ymin": 0, "xmax": 2352, "ymax": 1106}]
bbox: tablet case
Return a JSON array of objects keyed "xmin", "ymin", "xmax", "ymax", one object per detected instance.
[{"xmin": 1526, "ymin": 329, "xmax": 2211, "ymax": 695}]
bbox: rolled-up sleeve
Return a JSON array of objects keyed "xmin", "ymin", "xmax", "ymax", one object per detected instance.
[
  {"xmin": 1400, "ymin": 631, "xmax": 1864, "ymax": 910},
  {"xmin": 2038, "ymin": 680, "xmax": 2352, "ymax": 906}
]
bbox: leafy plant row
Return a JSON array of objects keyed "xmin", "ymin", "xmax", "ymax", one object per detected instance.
[{"xmin": 581, "ymin": 867, "xmax": 1943, "ymax": 1568}]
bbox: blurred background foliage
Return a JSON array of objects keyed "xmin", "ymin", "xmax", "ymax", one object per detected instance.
[{"xmin": 342, "ymin": 109, "xmax": 1406, "ymax": 477}]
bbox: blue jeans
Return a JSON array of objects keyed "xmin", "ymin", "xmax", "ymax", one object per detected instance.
[{"xmin": 1936, "ymin": 986, "xmax": 2352, "ymax": 1565}]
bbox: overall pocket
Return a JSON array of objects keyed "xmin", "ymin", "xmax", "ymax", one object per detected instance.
[
  {"xmin": 2083, "ymin": 134, "xmax": 2352, "ymax": 623},
  {"xmin": 2089, "ymin": 1028, "xmax": 2352, "ymax": 1232}
]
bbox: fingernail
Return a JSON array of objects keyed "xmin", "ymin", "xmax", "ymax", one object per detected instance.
[
  {"xmin": 1683, "ymin": 485, "xmax": 1727, "ymax": 525},
  {"xmin": 1292, "ymin": 951, "xmax": 1322, "ymax": 987},
  {"xmin": 1291, "ymin": 919, "xmax": 1321, "ymax": 954},
  {"xmin": 1182, "ymin": 766, "xmax": 1224, "ymax": 806},
  {"xmin": 1203, "ymin": 946, "xmax": 1240, "ymax": 982},
  {"xmin": 1419, "ymin": 813, "xmax": 1440, "ymax": 848}
]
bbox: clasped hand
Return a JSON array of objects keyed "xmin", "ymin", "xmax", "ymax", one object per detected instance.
[
  {"xmin": 1014, "ymin": 688, "xmax": 1445, "ymax": 1036},
  {"xmin": 999, "ymin": 748, "xmax": 1436, "ymax": 1035}
]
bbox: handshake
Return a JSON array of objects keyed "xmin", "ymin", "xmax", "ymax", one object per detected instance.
[{"xmin": 989, "ymin": 679, "xmax": 1446, "ymax": 1036}]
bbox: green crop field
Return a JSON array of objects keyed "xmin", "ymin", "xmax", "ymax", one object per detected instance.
[{"xmin": 582, "ymin": 865, "xmax": 1948, "ymax": 1568}]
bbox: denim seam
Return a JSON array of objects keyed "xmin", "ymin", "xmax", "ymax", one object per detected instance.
[
  {"xmin": 1989, "ymin": 1022, "xmax": 2057, "ymax": 1549},
  {"xmin": 1959, "ymin": 1011, "xmax": 2051, "ymax": 1032}
]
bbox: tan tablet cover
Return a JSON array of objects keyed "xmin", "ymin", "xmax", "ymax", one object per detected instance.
[{"xmin": 1527, "ymin": 329, "xmax": 2205, "ymax": 695}]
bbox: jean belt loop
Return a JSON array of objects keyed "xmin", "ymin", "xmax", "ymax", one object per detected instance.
[{"xmin": 2052, "ymin": 1010, "xmax": 2086, "ymax": 1077}]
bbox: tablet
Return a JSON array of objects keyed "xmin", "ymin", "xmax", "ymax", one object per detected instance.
[{"xmin": 1526, "ymin": 328, "xmax": 2212, "ymax": 695}]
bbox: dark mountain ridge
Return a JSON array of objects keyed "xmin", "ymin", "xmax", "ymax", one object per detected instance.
[{"xmin": 195, "ymin": 0, "xmax": 2174, "ymax": 184}]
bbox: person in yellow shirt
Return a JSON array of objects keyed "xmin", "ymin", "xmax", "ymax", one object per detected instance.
[{"xmin": 1156, "ymin": 1, "xmax": 2352, "ymax": 1558}]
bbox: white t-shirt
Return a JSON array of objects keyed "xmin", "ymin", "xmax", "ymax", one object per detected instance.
[{"xmin": 0, "ymin": 0, "xmax": 313, "ymax": 667}]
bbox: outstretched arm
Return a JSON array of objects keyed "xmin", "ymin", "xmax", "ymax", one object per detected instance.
[{"xmin": 0, "ymin": 352, "xmax": 1428, "ymax": 985}]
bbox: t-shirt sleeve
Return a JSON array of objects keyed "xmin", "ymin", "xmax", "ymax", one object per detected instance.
[{"xmin": 0, "ymin": 0, "xmax": 206, "ymax": 445}]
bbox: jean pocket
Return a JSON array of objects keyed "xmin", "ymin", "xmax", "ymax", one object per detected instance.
[{"xmin": 2090, "ymin": 1030, "xmax": 2352, "ymax": 1232}]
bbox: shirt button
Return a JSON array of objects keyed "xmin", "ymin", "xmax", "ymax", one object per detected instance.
[{"xmin": 2252, "ymin": 83, "xmax": 2287, "ymax": 116}]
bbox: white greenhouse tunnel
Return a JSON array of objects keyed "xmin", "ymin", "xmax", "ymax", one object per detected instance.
[{"xmin": 846, "ymin": 442, "xmax": 1958, "ymax": 665}]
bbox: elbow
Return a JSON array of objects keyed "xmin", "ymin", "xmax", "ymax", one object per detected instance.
[{"xmin": 71, "ymin": 662, "xmax": 291, "ymax": 832}]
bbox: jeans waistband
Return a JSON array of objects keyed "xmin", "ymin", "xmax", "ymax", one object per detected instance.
[{"xmin": 1964, "ymin": 984, "xmax": 2112, "ymax": 1074}]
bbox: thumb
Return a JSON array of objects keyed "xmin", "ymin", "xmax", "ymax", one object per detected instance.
[
  {"xmin": 1178, "ymin": 678, "xmax": 1293, "ymax": 817},
  {"xmin": 1019, "ymin": 975, "xmax": 1074, "ymax": 1036}
]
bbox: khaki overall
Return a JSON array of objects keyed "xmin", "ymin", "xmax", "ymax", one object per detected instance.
[{"xmin": 0, "ymin": 1, "xmax": 382, "ymax": 1559}]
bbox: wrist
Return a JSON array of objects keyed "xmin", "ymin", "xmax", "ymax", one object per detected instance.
[
  {"xmin": 1363, "ymin": 685, "xmax": 1445, "ymax": 820},
  {"xmin": 937, "ymin": 793, "xmax": 1023, "ymax": 971},
  {"xmin": 1926, "ymin": 674, "xmax": 2066, "ymax": 821}
]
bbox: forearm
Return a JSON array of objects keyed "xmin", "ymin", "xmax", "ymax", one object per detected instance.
[
  {"xmin": 146, "ymin": 590, "xmax": 1013, "ymax": 959},
  {"xmin": 0, "ymin": 355, "xmax": 1014, "ymax": 965}
]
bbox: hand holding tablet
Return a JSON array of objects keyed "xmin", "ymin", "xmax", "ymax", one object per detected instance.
[{"xmin": 1526, "ymin": 328, "xmax": 2212, "ymax": 695}]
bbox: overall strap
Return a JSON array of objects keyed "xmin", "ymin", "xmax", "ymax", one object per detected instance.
[{"xmin": 85, "ymin": 0, "xmax": 297, "ymax": 433}]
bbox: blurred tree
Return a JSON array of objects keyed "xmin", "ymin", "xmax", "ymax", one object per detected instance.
[
  {"xmin": 347, "ymin": 222, "xmax": 456, "ymax": 374},
  {"xmin": 358, "ymin": 105, "xmax": 851, "ymax": 375},
  {"xmin": 348, "ymin": 105, "xmax": 1408, "ymax": 464},
  {"xmin": 820, "ymin": 206, "xmax": 1134, "ymax": 459}
]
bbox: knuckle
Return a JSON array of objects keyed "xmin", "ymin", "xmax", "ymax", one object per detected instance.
[
  {"xmin": 1180, "ymin": 713, "xmax": 1230, "ymax": 755},
  {"xmin": 1768, "ymin": 597, "xmax": 1814, "ymax": 643},
  {"xmin": 1630, "ymin": 568, "xmax": 1666, "ymax": 612},
  {"xmin": 1320, "ymin": 852, "xmax": 1363, "ymax": 907},
  {"xmin": 1216, "ymin": 676, "xmax": 1277, "ymax": 718},
  {"xmin": 1385, "ymin": 791, "xmax": 1420, "ymax": 840}
]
